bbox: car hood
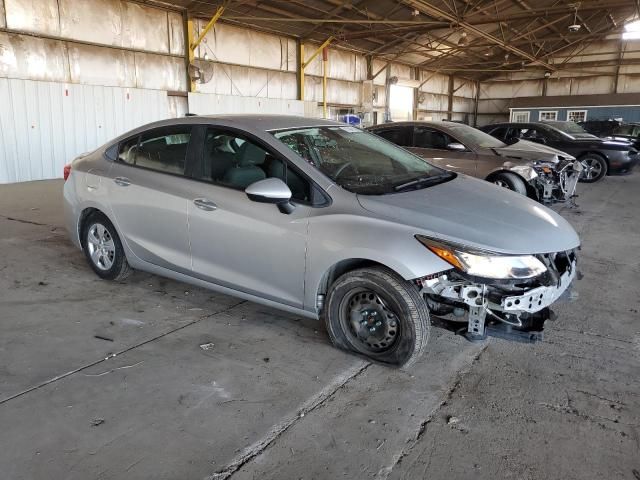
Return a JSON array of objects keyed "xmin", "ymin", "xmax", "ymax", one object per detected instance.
[
  {"xmin": 492, "ymin": 140, "xmax": 574, "ymax": 162},
  {"xmin": 565, "ymin": 137, "xmax": 631, "ymax": 150},
  {"xmin": 357, "ymin": 175, "xmax": 580, "ymax": 255}
]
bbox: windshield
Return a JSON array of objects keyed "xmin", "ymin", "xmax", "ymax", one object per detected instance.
[
  {"xmin": 544, "ymin": 121, "xmax": 588, "ymax": 135},
  {"xmin": 613, "ymin": 125, "xmax": 637, "ymax": 136},
  {"xmin": 272, "ymin": 126, "xmax": 452, "ymax": 195},
  {"xmin": 444, "ymin": 123, "xmax": 506, "ymax": 148}
]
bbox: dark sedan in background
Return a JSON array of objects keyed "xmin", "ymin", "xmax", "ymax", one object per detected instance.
[
  {"xmin": 367, "ymin": 121, "xmax": 581, "ymax": 205},
  {"xmin": 579, "ymin": 120, "xmax": 640, "ymax": 150},
  {"xmin": 481, "ymin": 121, "xmax": 638, "ymax": 182}
]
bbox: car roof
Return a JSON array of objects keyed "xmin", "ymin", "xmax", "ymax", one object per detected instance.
[
  {"xmin": 368, "ymin": 121, "xmax": 470, "ymax": 131},
  {"xmin": 126, "ymin": 114, "xmax": 344, "ymax": 135}
]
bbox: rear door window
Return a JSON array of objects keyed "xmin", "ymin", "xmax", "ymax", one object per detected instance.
[
  {"xmin": 118, "ymin": 125, "xmax": 192, "ymax": 175},
  {"xmin": 413, "ymin": 127, "xmax": 452, "ymax": 149},
  {"xmin": 375, "ymin": 127, "xmax": 412, "ymax": 147}
]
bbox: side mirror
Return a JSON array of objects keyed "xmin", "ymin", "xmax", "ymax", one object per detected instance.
[
  {"xmin": 245, "ymin": 178, "xmax": 294, "ymax": 214},
  {"xmin": 446, "ymin": 142, "xmax": 466, "ymax": 151}
]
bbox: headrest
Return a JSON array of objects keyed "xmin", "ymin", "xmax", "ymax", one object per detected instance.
[{"xmin": 238, "ymin": 142, "xmax": 266, "ymax": 167}]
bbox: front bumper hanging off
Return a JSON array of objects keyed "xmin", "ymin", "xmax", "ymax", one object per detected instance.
[{"xmin": 417, "ymin": 252, "xmax": 578, "ymax": 343}]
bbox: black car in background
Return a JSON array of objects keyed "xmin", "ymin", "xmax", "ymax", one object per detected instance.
[
  {"xmin": 579, "ymin": 120, "xmax": 640, "ymax": 150},
  {"xmin": 481, "ymin": 121, "xmax": 638, "ymax": 182}
]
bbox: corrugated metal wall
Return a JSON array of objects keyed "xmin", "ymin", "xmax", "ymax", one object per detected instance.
[
  {"xmin": 0, "ymin": 0, "xmax": 186, "ymax": 91},
  {"xmin": 188, "ymin": 92, "xmax": 306, "ymax": 116},
  {"xmin": 0, "ymin": 78, "xmax": 171, "ymax": 183},
  {"xmin": 0, "ymin": 0, "xmax": 479, "ymax": 183},
  {"xmin": 476, "ymin": 40, "xmax": 640, "ymax": 126}
]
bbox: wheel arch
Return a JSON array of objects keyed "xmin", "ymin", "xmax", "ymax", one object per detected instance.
[
  {"xmin": 313, "ymin": 257, "xmax": 435, "ymax": 314},
  {"xmin": 77, "ymin": 206, "xmax": 119, "ymax": 248},
  {"xmin": 578, "ymin": 150, "xmax": 609, "ymax": 165},
  {"xmin": 485, "ymin": 170, "xmax": 536, "ymax": 199}
]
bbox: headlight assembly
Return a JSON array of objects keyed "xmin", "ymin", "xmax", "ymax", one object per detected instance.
[
  {"xmin": 506, "ymin": 164, "xmax": 538, "ymax": 181},
  {"xmin": 416, "ymin": 236, "xmax": 547, "ymax": 280}
]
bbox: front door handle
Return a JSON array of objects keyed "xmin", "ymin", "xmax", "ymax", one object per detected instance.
[
  {"xmin": 193, "ymin": 198, "xmax": 217, "ymax": 211},
  {"xmin": 114, "ymin": 177, "xmax": 131, "ymax": 187}
]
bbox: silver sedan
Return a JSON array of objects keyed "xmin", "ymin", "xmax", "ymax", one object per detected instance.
[{"xmin": 63, "ymin": 115, "xmax": 580, "ymax": 366}]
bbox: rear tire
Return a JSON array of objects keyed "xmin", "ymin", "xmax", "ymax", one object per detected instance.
[
  {"xmin": 578, "ymin": 154, "xmax": 607, "ymax": 183},
  {"xmin": 81, "ymin": 212, "xmax": 132, "ymax": 281},
  {"xmin": 490, "ymin": 172, "xmax": 528, "ymax": 195},
  {"xmin": 323, "ymin": 267, "xmax": 429, "ymax": 368}
]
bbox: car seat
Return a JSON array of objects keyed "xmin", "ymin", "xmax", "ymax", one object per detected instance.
[{"xmin": 223, "ymin": 142, "xmax": 267, "ymax": 188}]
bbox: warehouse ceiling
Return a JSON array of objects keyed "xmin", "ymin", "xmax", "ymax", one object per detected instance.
[{"xmin": 160, "ymin": 0, "xmax": 640, "ymax": 79}]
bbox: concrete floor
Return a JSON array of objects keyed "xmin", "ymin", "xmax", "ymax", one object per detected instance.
[{"xmin": 0, "ymin": 176, "xmax": 638, "ymax": 480}]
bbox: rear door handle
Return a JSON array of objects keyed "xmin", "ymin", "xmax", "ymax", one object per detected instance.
[
  {"xmin": 193, "ymin": 198, "xmax": 217, "ymax": 211},
  {"xmin": 114, "ymin": 177, "xmax": 131, "ymax": 187}
]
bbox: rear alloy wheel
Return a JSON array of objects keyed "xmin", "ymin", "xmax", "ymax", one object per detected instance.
[
  {"xmin": 323, "ymin": 267, "xmax": 429, "ymax": 367},
  {"xmin": 578, "ymin": 154, "xmax": 607, "ymax": 183},
  {"xmin": 490, "ymin": 172, "xmax": 528, "ymax": 196},
  {"xmin": 82, "ymin": 212, "xmax": 132, "ymax": 281}
]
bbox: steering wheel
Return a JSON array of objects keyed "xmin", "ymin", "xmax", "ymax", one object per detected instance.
[{"xmin": 333, "ymin": 161, "xmax": 355, "ymax": 180}]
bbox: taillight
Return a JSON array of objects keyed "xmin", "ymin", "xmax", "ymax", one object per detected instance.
[{"xmin": 63, "ymin": 164, "xmax": 71, "ymax": 181}]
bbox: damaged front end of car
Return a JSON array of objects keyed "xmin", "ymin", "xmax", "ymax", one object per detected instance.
[
  {"xmin": 414, "ymin": 236, "xmax": 579, "ymax": 343},
  {"xmin": 529, "ymin": 157, "xmax": 582, "ymax": 206}
]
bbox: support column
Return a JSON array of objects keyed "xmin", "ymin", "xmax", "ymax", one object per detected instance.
[
  {"xmin": 473, "ymin": 80, "xmax": 480, "ymax": 127},
  {"xmin": 322, "ymin": 47, "xmax": 328, "ymax": 118},
  {"xmin": 297, "ymin": 40, "xmax": 305, "ymax": 101},
  {"xmin": 447, "ymin": 75, "xmax": 454, "ymax": 121}
]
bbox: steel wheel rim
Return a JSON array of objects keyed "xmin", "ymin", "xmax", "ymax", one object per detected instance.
[
  {"xmin": 339, "ymin": 288, "xmax": 400, "ymax": 354},
  {"xmin": 87, "ymin": 223, "xmax": 115, "ymax": 271},
  {"xmin": 580, "ymin": 158, "xmax": 602, "ymax": 180},
  {"xmin": 494, "ymin": 179, "xmax": 509, "ymax": 189}
]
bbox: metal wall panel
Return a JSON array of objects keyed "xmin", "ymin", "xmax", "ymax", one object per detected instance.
[
  {"xmin": 546, "ymin": 78, "xmax": 571, "ymax": 96},
  {"xmin": 196, "ymin": 63, "xmax": 297, "ymax": 100},
  {"xmin": 188, "ymin": 92, "xmax": 305, "ymax": 116},
  {"xmin": 0, "ymin": 78, "xmax": 172, "ymax": 183},
  {"xmin": 419, "ymin": 71, "xmax": 449, "ymax": 95},
  {"xmin": 121, "ymin": 2, "xmax": 169, "ymax": 53},
  {"xmin": 134, "ymin": 52, "xmax": 185, "ymax": 91},
  {"xmin": 168, "ymin": 11, "xmax": 184, "ymax": 56},
  {"xmin": 5, "ymin": 0, "xmax": 59, "ymax": 35},
  {"xmin": 68, "ymin": 43, "xmax": 135, "ymax": 87},
  {"xmin": 0, "ymin": 32, "xmax": 69, "ymax": 82},
  {"xmin": 59, "ymin": 0, "xmax": 123, "ymax": 47},
  {"xmin": 372, "ymin": 59, "xmax": 387, "ymax": 86},
  {"xmin": 196, "ymin": 22, "xmax": 291, "ymax": 72}
]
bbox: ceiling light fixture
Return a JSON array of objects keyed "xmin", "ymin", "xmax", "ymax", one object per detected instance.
[{"xmin": 568, "ymin": 2, "xmax": 581, "ymax": 32}]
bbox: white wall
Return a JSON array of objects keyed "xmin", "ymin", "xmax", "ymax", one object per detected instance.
[{"xmin": 0, "ymin": 78, "xmax": 172, "ymax": 183}]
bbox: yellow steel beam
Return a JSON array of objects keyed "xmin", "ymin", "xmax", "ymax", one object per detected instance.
[
  {"xmin": 191, "ymin": 5, "xmax": 225, "ymax": 51},
  {"xmin": 187, "ymin": 19, "xmax": 196, "ymax": 92},
  {"xmin": 299, "ymin": 36, "xmax": 334, "ymax": 102},
  {"xmin": 302, "ymin": 36, "xmax": 334, "ymax": 69}
]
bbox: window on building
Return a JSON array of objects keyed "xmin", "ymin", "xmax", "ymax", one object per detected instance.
[
  {"xmin": 567, "ymin": 110, "xmax": 587, "ymax": 122},
  {"xmin": 539, "ymin": 111, "xmax": 558, "ymax": 121},
  {"xmin": 511, "ymin": 111, "xmax": 530, "ymax": 122}
]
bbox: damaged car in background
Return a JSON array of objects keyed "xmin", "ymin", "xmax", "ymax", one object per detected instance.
[
  {"xmin": 63, "ymin": 115, "xmax": 580, "ymax": 368},
  {"xmin": 368, "ymin": 121, "xmax": 582, "ymax": 206}
]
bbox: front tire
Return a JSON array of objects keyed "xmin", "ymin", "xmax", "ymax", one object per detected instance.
[
  {"xmin": 578, "ymin": 154, "xmax": 607, "ymax": 183},
  {"xmin": 323, "ymin": 267, "xmax": 429, "ymax": 367},
  {"xmin": 81, "ymin": 212, "xmax": 132, "ymax": 281},
  {"xmin": 490, "ymin": 172, "xmax": 528, "ymax": 195}
]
